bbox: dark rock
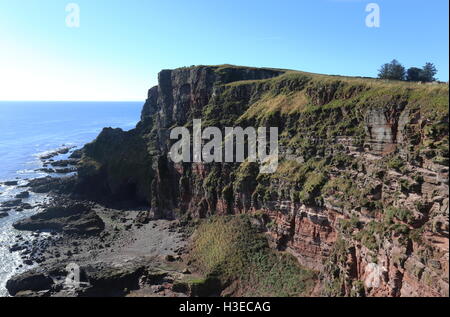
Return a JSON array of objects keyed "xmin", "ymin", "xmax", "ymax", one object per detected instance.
[
  {"xmin": 135, "ymin": 210, "xmax": 152, "ymax": 225},
  {"xmin": 172, "ymin": 281, "xmax": 189, "ymax": 294},
  {"xmin": 1, "ymin": 199, "xmax": 22, "ymax": 208},
  {"xmin": 34, "ymin": 257, "xmax": 45, "ymax": 264},
  {"xmin": 51, "ymin": 159, "xmax": 79, "ymax": 167},
  {"xmin": 58, "ymin": 147, "xmax": 70, "ymax": 155},
  {"xmin": 150, "ymin": 285, "xmax": 165, "ymax": 293},
  {"xmin": 9, "ymin": 244, "xmax": 27, "ymax": 252},
  {"xmin": 15, "ymin": 191, "xmax": 30, "ymax": 199},
  {"xmin": 21, "ymin": 203, "xmax": 33, "ymax": 210},
  {"xmin": 36, "ymin": 168, "xmax": 55, "ymax": 173},
  {"xmin": 13, "ymin": 202, "xmax": 105, "ymax": 235},
  {"xmin": 0, "ymin": 211, "xmax": 8, "ymax": 219},
  {"xmin": 81, "ymin": 263, "xmax": 146, "ymax": 297},
  {"xmin": 55, "ymin": 168, "xmax": 76, "ymax": 174},
  {"xmin": 27, "ymin": 176, "xmax": 76, "ymax": 194},
  {"xmin": 165, "ymin": 254, "xmax": 176, "ymax": 262},
  {"xmin": 6, "ymin": 271, "xmax": 54, "ymax": 296},
  {"xmin": 3, "ymin": 181, "xmax": 18, "ymax": 186},
  {"xmin": 69, "ymin": 149, "xmax": 83, "ymax": 159},
  {"xmin": 39, "ymin": 146, "xmax": 74, "ymax": 160}
]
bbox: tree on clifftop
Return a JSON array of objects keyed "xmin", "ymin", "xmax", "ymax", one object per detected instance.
[
  {"xmin": 406, "ymin": 63, "xmax": 438, "ymax": 82},
  {"xmin": 420, "ymin": 62, "xmax": 438, "ymax": 82},
  {"xmin": 380, "ymin": 60, "xmax": 439, "ymax": 82},
  {"xmin": 378, "ymin": 59, "xmax": 406, "ymax": 81},
  {"xmin": 406, "ymin": 67, "xmax": 423, "ymax": 82}
]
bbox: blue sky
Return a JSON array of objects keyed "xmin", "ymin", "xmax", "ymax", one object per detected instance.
[{"xmin": 0, "ymin": 0, "xmax": 448, "ymax": 101}]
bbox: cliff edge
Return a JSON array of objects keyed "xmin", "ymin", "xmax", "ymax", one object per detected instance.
[{"xmin": 75, "ymin": 65, "xmax": 449, "ymax": 297}]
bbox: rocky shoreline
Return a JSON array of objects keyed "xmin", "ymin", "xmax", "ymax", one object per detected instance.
[
  {"xmin": 5, "ymin": 197, "xmax": 192, "ymax": 297},
  {"xmin": 2, "ymin": 149, "xmax": 196, "ymax": 297},
  {"xmin": 3, "ymin": 181, "xmax": 197, "ymax": 297}
]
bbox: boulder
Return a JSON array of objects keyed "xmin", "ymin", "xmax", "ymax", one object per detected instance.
[
  {"xmin": 13, "ymin": 203, "xmax": 105, "ymax": 235},
  {"xmin": 51, "ymin": 159, "xmax": 79, "ymax": 167},
  {"xmin": 69, "ymin": 149, "xmax": 83, "ymax": 159},
  {"xmin": 15, "ymin": 191, "xmax": 30, "ymax": 199},
  {"xmin": 21, "ymin": 203, "xmax": 33, "ymax": 210},
  {"xmin": 55, "ymin": 168, "xmax": 76, "ymax": 174},
  {"xmin": 27, "ymin": 176, "xmax": 76, "ymax": 194},
  {"xmin": 3, "ymin": 181, "xmax": 18, "ymax": 186},
  {"xmin": 6, "ymin": 271, "xmax": 54, "ymax": 296},
  {"xmin": 1, "ymin": 199, "xmax": 22, "ymax": 208}
]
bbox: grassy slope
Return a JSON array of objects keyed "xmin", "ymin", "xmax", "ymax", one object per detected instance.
[{"xmin": 189, "ymin": 215, "xmax": 317, "ymax": 297}]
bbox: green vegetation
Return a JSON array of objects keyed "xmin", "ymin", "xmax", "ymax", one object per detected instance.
[
  {"xmin": 378, "ymin": 59, "xmax": 439, "ymax": 82},
  {"xmin": 339, "ymin": 216, "xmax": 362, "ymax": 236},
  {"xmin": 232, "ymin": 161, "xmax": 259, "ymax": 191},
  {"xmin": 321, "ymin": 238, "xmax": 349, "ymax": 296},
  {"xmin": 387, "ymin": 156, "xmax": 405, "ymax": 171},
  {"xmin": 350, "ymin": 280, "xmax": 366, "ymax": 297},
  {"xmin": 173, "ymin": 276, "xmax": 222, "ymax": 297},
  {"xmin": 190, "ymin": 215, "xmax": 316, "ymax": 296},
  {"xmin": 407, "ymin": 63, "xmax": 438, "ymax": 82},
  {"xmin": 299, "ymin": 172, "xmax": 327, "ymax": 205},
  {"xmin": 351, "ymin": 206, "xmax": 416, "ymax": 252},
  {"xmin": 354, "ymin": 221, "xmax": 384, "ymax": 251},
  {"xmin": 268, "ymin": 158, "xmax": 331, "ymax": 205},
  {"xmin": 384, "ymin": 206, "xmax": 415, "ymax": 225},
  {"xmin": 322, "ymin": 175, "xmax": 377, "ymax": 212},
  {"xmin": 378, "ymin": 59, "xmax": 406, "ymax": 81}
]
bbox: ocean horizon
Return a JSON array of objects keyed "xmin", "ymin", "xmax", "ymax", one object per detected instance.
[{"xmin": 0, "ymin": 101, "xmax": 143, "ymax": 181}]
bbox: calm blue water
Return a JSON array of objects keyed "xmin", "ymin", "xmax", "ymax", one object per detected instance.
[
  {"xmin": 0, "ymin": 101, "xmax": 143, "ymax": 181},
  {"xmin": 0, "ymin": 101, "xmax": 143, "ymax": 296}
]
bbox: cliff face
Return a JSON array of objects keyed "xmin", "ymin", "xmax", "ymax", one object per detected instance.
[{"xmin": 76, "ymin": 65, "xmax": 449, "ymax": 297}]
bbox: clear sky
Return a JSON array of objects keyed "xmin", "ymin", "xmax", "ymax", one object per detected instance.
[{"xmin": 0, "ymin": 0, "xmax": 448, "ymax": 101}]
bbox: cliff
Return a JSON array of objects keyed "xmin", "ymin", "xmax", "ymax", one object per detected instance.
[{"xmin": 75, "ymin": 65, "xmax": 449, "ymax": 297}]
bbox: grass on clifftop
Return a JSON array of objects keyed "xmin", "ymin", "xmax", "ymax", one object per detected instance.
[{"xmin": 190, "ymin": 215, "xmax": 317, "ymax": 297}]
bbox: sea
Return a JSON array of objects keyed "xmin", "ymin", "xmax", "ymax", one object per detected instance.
[{"xmin": 0, "ymin": 101, "xmax": 143, "ymax": 296}]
